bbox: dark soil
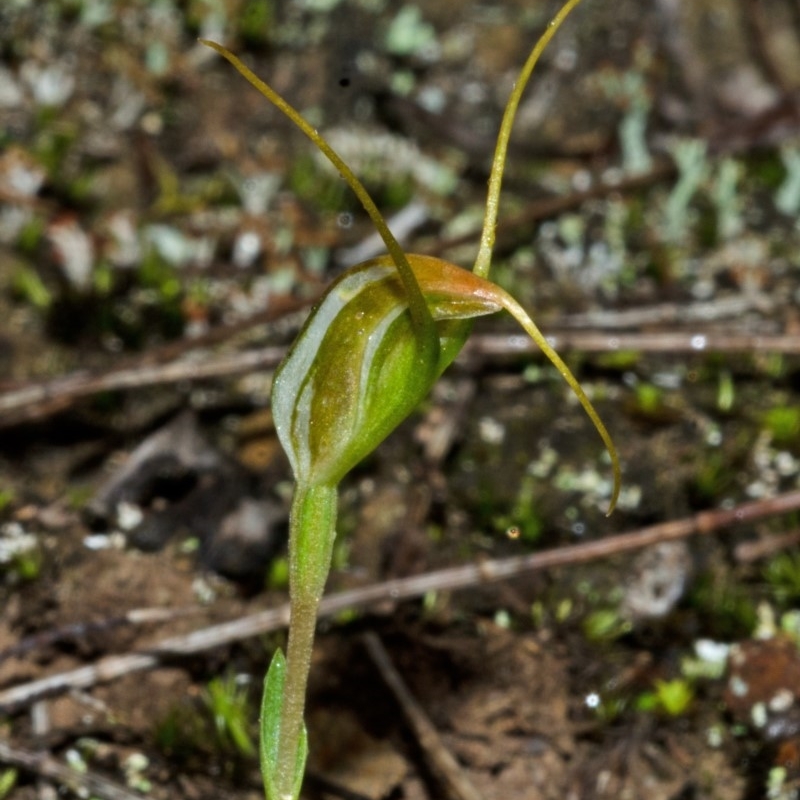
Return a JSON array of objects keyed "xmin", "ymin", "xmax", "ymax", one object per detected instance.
[{"xmin": 3, "ymin": 1, "xmax": 800, "ymax": 799}]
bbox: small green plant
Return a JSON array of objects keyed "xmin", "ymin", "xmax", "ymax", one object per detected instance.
[
  {"xmin": 203, "ymin": 674, "xmax": 256, "ymax": 757},
  {"xmin": 583, "ymin": 607, "xmax": 632, "ymax": 642},
  {"xmin": 764, "ymin": 552, "xmax": 800, "ymax": 606},
  {"xmin": 202, "ymin": 1, "xmax": 620, "ymax": 797},
  {"xmin": 763, "ymin": 406, "xmax": 800, "ymax": 444},
  {"xmin": 11, "ymin": 265, "xmax": 52, "ymax": 311},
  {"xmin": 0, "ymin": 489, "xmax": 14, "ymax": 515},
  {"xmin": 0, "ymin": 523, "xmax": 41, "ymax": 583},
  {"xmin": 636, "ymin": 678, "xmax": 694, "ymax": 717},
  {"xmin": 689, "ymin": 571, "xmax": 757, "ymax": 639},
  {"xmin": 632, "ymin": 381, "xmax": 665, "ymax": 418},
  {"xmin": 0, "ymin": 768, "xmax": 17, "ymax": 800}
]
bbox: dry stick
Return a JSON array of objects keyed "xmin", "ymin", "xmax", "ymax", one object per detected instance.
[
  {"xmin": 0, "ymin": 290, "xmax": 311, "ymax": 428},
  {"xmin": 467, "ymin": 330, "xmax": 800, "ymax": 358},
  {"xmin": 0, "ymin": 605, "xmax": 200, "ymax": 664},
  {"xmin": 3, "ymin": 326, "xmax": 799, "ymax": 428},
  {"xmin": 0, "ymin": 740, "xmax": 144, "ymax": 800},
  {"xmin": 549, "ymin": 293, "xmax": 774, "ymax": 329},
  {"xmin": 743, "ymin": 0, "xmax": 793, "ymax": 95},
  {"xmin": 424, "ymin": 161, "xmax": 676, "ymax": 259},
  {"xmin": 9, "ymin": 161, "xmax": 637, "ymax": 426},
  {"xmin": 363, "ymin": 632, "xmax": 486, "ymax": 800},
  {"xmin": 0, "ymin": 346, "xmax": 286, "ymax": 427},
  {"xmin": 0, "ymin": 164, "xmax": 674, "ymax": 428},
  {"xmin": 0, "ymin": 147, "xmax": 791, "ymax": 430},
  {"xmin": 3, "ymin": 489, "xmax": 800, "ymax": 715},
  {"xmin": 734, "ymin": 528, "xmax": 800, "ymax": 564}
]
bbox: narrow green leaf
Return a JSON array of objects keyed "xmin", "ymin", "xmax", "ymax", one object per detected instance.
[
  {"xmin": 260, "ymin": 649, "xmax": 309, "ymax": 800},
  {"xmin": 0, "ymin": 768, "xmax": 18, "ymax": 800},
  {"xmin": 292, "ymin": 725, "xmax": 308, "ymax": 800},
  {"xmin": 260, "ymin": 649, "xmax": 285, "ymax": 800}
]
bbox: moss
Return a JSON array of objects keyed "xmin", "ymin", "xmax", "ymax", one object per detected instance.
[
  {"xmin": 11, "ymin": 265, "xmax": 52, "ymax": 311},
  {"xmin": 636, "ymin": 678, "xmax": 694, "ymax": 717},
  {"xmin": 34, "ymin": 123, "xmax": 77, "ymax": 183},
  {"xmin": 0, "ymin": 489, "xmax": 15, "ymax": 514},
  {"xmin": 155, "ymin": 701, "xmax": 211, "ymax": 764},
  {"xmin": 493, "ymin": 473, "xmax": 544, "ymax": 543},
  {"xmin": 632, "ymin": 382, "xmax": 664, "ymax": 417},
  {"xmin": 693, "ymin": 451, "xmax": 736, "ymax": 503},
  {"xmin": 688, "ymin": 571, "xmax": 757, "ymax": 640},
  {"xmin": 238, "ymin": 0, "xmax": 275, "ymax": 47},
  {"xmin": 288, "ymin": 153, "xmax": 350, "ymax": 213},
  {"xmin": 763, "ymin": 552, "xmax": 800, "ymax": 607},
  {"xmin": 596, "ymin": 350, "xmax": 641, "ymax": 371},
  {"xmin": 583, "ymin": 607, "xmax": 632, "ymax": 642},
  {"xmin": 16, "ymin": 216, "xmax": 45, "ymax": 255},
  {"xmin": 0, "ymin": 769, "xmax": 16, "ymax": 799},
  {"xmin": 204, "ymin": 674, "xmax": 256, "ymax": 757},
  {"xmin": 762, "ymin": 406, "xmax": 800, "ymax": 444},
  {"xmin": 749, "ymin": 150, "xmax": 785, "ymax": 191}
]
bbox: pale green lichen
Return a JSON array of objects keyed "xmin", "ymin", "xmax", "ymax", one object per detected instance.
[
  {"xmin": 384, "ymin": 6, "xmax": 438, "ymax": 58},
  {"xmin": 710, "ymin": 158, "xmax": 744, "ymax": 241},
  {"xmin": 318, "ymin": 127, "xmax": 459, "ymax": 196},
  {"xmin": 663, "ymin": 138, "xmax": 710, "ymax": 244},
  {"xmin": 775, "ymin": 145, "xmax": 800, "ymax": 216}
]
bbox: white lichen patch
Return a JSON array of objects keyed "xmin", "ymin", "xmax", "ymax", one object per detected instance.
[
  {"xmin": 768, "ymin": 688, "xmax": 794, "ymax": 714},
  {"xmin": 728, "ymin": 675, "xmax": 749, "ymax": 698},
  {"xmin": 0, "ymin": 522, "xmax": 38, "ymax": 565},
  {"xmin": 553, "ymin": 463, "xmax": 641, "ymax": 512},
  {"xmin": 746, "ymin": 432, "xmax": 800, "ymax": 499},
  {"xmin": 478, "ymin": 416, "xmax": 505, "ymax": 445},
  {"xmin": 320, "ymin": 128, "xmax": 458, "ymax": 196},
  {"xmin": 751, "ymin": 701, "xmax": 768, "ymax": 728}
]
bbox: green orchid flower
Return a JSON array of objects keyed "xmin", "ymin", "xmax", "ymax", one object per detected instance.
[{"xmin": 202, "ymin": 1, "xmax": 619, "ymax": 797}]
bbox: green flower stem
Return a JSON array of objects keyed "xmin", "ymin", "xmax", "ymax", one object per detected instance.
[{"xmin": 274, "ymin": 483, "xmax": 337, "ymax": 800}]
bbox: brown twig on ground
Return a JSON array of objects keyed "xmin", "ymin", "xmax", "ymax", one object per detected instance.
[
  {"xmin": 2, "ymin": 489, "xmax": 800, "ymax": 714},
  {"xmin": 0, "ymin": 606, "xmax": 200, "ymax": 665},
  {"xmin": 3, "ymin": 320, "xmax": 798, "ymax": 429},
  {"xmin": 734, "ymin": 528, "xmax": 800, "ymax": 563},
  {"xmin": 743, "ymin": 0, "xmax": 793, "ymax": 95},
  {"xmin": 362, "ymin": 632, "xmax": 486, "ymax": 800},
  {"xmin": 466, "ymin": 330, "xmax": 800, "ymax": 358},
  {"xmin": 425, "ymin": 161, "xmax": 677, "ymax": 259},
  {"xmin": 549, "ymin": 293, "xmax": 775, "ymax": 329},
  {"xmin": 0, "ymin": 346, "xmax": 285, "ymax": 428},
  {"xmin": 0, "ymin": 288, "xmax": 312, "ymax": 428},
  {"xmin": 0, "ymin": 163, "xmax": 676, "ymax": 429},
  {"xmin": 0, "ymin": 740, "xmax": 144, "ymax": 800}
]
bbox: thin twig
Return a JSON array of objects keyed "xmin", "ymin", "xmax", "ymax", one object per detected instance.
[
  {"xmin": 0, "ymin": 740, "xmax": 144, "ymax": 800},
  {"xmin": 363, "ymin": 632, "xmax": 486, "ymax": 800},
  {"xmin": 743, "ymin": 0, "xmax": 792, "ymax": 95},
  {"xmin": 0, "ymin": 347, "xmax": 286, "ymax": 427},
  {"xmin": 0, "ymin": 292, "xmax": 311, "ymax": 428},
  {"xmin": 550, "ymin": 293, "xmax": 774, "ymax": 329},
  {"xmin": 425, "ymin": 161, "xmax": 676, "ymax": 259},
  {"xmin": 734, "ymin": 528, "xmax": 800, "ymax": 563},
  {"xmin": 2, "ymin": 489, "xmax": 800, "ymax": 714},
  {"xmin": 466, "ymin": 330, "xmax": 800, "ymax": 358},
  {"xmin": 0, "ymin": 605, "xmax": 200, "ymax": 664},
  {"xmin": 3, "ymin": 323, "xmax": 798, "ymax": 428}
]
